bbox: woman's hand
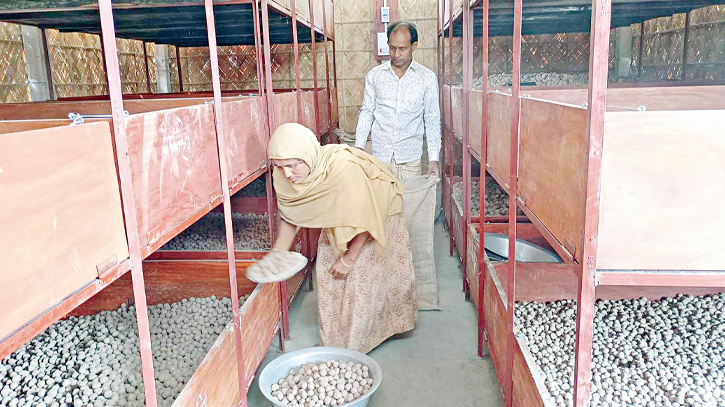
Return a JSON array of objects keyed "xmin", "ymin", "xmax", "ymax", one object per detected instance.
[
  {"xmin": 329, "ymin": 232, "xmax": 368, "ymax": 279},
  {"xmin": 272, "ymin": 219, "xmax": 298, "ymax": 252},
  {"xmin": 330, "ymin": 255, "xmax": 353, "ymax": 279}
]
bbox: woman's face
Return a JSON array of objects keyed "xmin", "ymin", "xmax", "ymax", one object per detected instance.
[{"xmin": 272, "ymin": 158, "xmax": 311, "ymax": 183}]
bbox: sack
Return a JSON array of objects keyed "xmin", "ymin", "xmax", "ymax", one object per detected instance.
[{"xmin": 401, "ymin": 175, "xmax": 440, "ymax": 310}]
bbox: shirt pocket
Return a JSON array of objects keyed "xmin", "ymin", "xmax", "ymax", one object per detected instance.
[{"xmin": 400, "ymin": 86, "xmax": 426, "ymax": 114}]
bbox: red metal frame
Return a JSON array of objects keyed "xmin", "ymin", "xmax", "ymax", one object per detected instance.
[
  {"xmin": 3, "ymin": 2, "xmax": 324, "ymax": 406},
  {"xmin": 437, "ymin": 7, "xmax": 445, "ymax": 248},
  {"xmin": 97, "ymin": 1, "xmax": 158, "ymax": 406},
  {"xmin": 143, "ymin": 41, "xmax": 152, "ymax": 93},
  {"xmin": 291, "ymin": 0, "xmax": 302, "ymax": 119},
  {"xmin": 203, "ymin": 1, "xmax": 248, "ymax": 404},
  {"xmin": 175, "ymin": 45, "xmax": 184, "ymax": 92},
  {"xmin": 443, "ymin": 1, "xmax": 725, "ymax": 407},
  {"xmin": 252, "ymin": 1, "xmax": 263, "ymax": 99},
  {"xmin": 682, "ymin": 11, "xmax": 691, "ymax": 80},
  {"xmin": 332, "ymin": 41, "xmax": 338, "ymax": 89},
  {"xmin": 477, "ymin": 0, "xmax": 489, "ymax": 360},
  {"xmin": 261, "ymin": 0, "xmax": 276, "ymax": 127},
  {"xmin": 572, "ymin": 2, "xmax": 612, "ymax": 406},
  {"xmin": 309, "ymin": 0, "xmax": 320, "ymax": 137},
  {"xmin": 447, "ymin": 0, "xmax": 454, "ymax": 258},
  {"xmin": 322, "ymin": 0, "xmax": 333, "ymax": 141},
  {"xmin": 258, "ymin": 0, "xmax": 289, "ymax": 340},
  {"xmin": 40, "ymin": 28, "xmax": 55, "ymax": 100},
  {"xmin": 515, "ymin": 196, "xmax": 575, "ymax": 264},
  {"xmin": 637, "ymin": 22, "xmax": 644, "ymax": 79},
  {"xmin": 505, "ymin": 0, "xmax": 522, "ymax": 405},
  {"xmin": 461, "ymin": 0, "xmax": 473, "ymax": 301},
  {"xmin": 597, "ymin": 271, "xmax": 725, "ymax": 287},
  {"xmin": 250, "ymin": 0, "xmax": 280, "ymax": 342}
]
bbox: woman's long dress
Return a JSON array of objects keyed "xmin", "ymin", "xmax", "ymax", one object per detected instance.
[{"xmin": 315, "ymin": 213, "xmax": 418, "ymax": 354}]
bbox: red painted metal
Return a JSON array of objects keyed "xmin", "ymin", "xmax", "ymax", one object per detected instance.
[
  {"xmin": 99, "ymin": 28, "xmax": 110, "ymax": 94},
  {"xmin": 467, "ymin": 144, "xmax": 481, "ymax": 163},
  {"xmin": 203, "ymin": 1, "xmax": 248, "ymax": 404},
  {"xmin": 40, "ymin": 29, "xmax": 55, "ymax": 100},
  {"xmin": 143, "ymin": 41, "xmax": 152, "ymax": 93},
  {"xmin": 230, "ymin": 167, "xmax": 267, "ymax": 196},
  {"xmin": 461, "ymin": 1, "xmax": 473, "ymax": 300},
  {"xmin": 147, "ymin": 251, "xmax": 266, "ymax": 261},
  {"xmin": 438, "ymin": 26, "xmax": 446, "ymax": 255},
  {"xmin": 305, "ymin": 229, "xmax": 314, "ymax": 291},
  {"xmin": 332, "ymin": 41, "xmax": 338, "ymax": 89},
  {"xmin": 260, "ymin": 0, "xmax": 285, "ymax": 340},
  {"xmin": 97, "ymin": 1, "xmax": 158, "ymax": 406},
  {"xmin": 291, "ymin": 0, "xmax": 302, "ymax": 119},
  {"xmin": 505, "ymin": 0, "xmax": 523, "ymax": 405},
  {"xmin": 278, "ymin": 323, "xmax": 286, "ymax": 352},
  {"xmin": 261, "ymin": 0, "xmax": 275, "ymax": 127},
  {"xmin": 596, "ymin": 271, "xmax": 725, "ymax": 287},
  {"xmin": 175, "ymin": 45, "xmax": 183, "ymax": 92},
  {"xmin": 332, "ymin": 40, "xmax": 338, "ymax": 128},
  {"xmin": 637, "ymin": 22, "xmax": 644, "ymax": 79},
  {"xmin": 322, "ymin": 1, "xmax": 333, "ymax": 140},
  {"xmin": 682, "ymin": 12, "xmax": 691, "ymax": 80},
  {"xmin": 573, "ymin": 1, "xmax": 612, "ymax": 407},
  {"xmin": 139, "ymin": 196, "xmax": 224, "ymax": 259},
  {"xmin": 280, "ymin": 272, "xmax": 290, "ymax": 339},
  {"xmin": 309, "ymin": 0, "xmax": 320, "ymax": 137},
  {"xmin": 515, "ymin": 197, "xmax": 576, "ymax": 264},
  {"xmin": 477, "ymin": 0, "xmax": 489, "ymax": 360},
  {"xmin": 447, "ymin": 0, "xmax": 454, "ymax": 258},
  {"xmin": 252, "ymin": 0, "xmax": 264, "ymax": 98}
]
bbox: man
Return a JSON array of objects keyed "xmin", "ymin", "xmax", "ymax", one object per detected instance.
[{"xmin": 354, "ymin": 20, "xmax": 441, "ymax": 180}]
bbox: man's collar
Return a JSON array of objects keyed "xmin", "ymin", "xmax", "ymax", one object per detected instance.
[{"xmin": 383, "ymin": 59, "xmax": 420, "ymax": 72}]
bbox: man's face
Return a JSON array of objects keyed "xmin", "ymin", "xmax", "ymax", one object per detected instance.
[{"xmin": 388, "ymin": 28, "xmax": 417, "ymax": 68}]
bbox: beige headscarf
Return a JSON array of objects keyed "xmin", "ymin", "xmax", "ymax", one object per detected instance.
[{"xmin": 269, "ymin": 123, "xmax": 404, "ymax": 257}]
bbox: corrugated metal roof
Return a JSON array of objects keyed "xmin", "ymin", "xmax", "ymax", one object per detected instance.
[
  {"xmin": 445, "ymin": 0, "xmax": 725, "ymax": 36},
  {"xmin": 0, "ymin": 3, "xmax": 325, "ymax": 46}
]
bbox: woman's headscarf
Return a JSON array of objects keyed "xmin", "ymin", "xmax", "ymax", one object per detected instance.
[{"xmin": 269, "ymin": 123, "xmax": 404, "ymax": 257}]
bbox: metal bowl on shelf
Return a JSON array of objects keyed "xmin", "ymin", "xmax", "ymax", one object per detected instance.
[
  {"xmin": 259, "ymin": 347, "xmax": 382, "ymax": 407},
  {"xmin": 478, "ymin": 233, "xmax": 562, "ymax": 263}
]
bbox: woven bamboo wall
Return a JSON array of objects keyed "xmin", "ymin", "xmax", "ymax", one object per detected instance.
[
  {"xmin": 0, "ymin": 23, "xmax": 29, "ymax": 103},
  {"xmin": 167, "ymin": 40, "xmax": 332, "ymax": 93},
  {"xmin": 444, "ymin": 5, "xmax": 725, "ymax": 86},
  {"xmin": 633, "ymin": 5, "xmax": 725, "ymax": 81}
]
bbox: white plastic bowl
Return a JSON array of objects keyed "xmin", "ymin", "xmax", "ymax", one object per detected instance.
[{"xmin": 258, "ymin": 347, "xmax": 382, "ymax": 407}]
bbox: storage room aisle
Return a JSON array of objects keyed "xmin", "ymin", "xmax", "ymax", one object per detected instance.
[{"xmin": 250, "ymin": 218, "xmax": 505, "ymax": 407}]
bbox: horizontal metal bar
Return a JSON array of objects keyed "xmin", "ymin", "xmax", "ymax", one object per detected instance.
[
  {"xmin": 597, "ymin": 270, "xmax": 725, "ymax": 288},
  {"xmin": 515, "ymin": 196, "xmax": 576, "ymax": 265}
]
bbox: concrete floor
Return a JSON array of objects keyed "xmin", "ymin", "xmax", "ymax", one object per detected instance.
[{"xmin": 249, "ymin": 218, "xmax": 505, "ymax": 407}]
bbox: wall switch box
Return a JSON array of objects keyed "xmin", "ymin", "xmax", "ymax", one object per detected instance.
[
  {"xmin": 381, "ymin": 7, "xmax": 390, "ymax": 23},
  {"xmin": 377, "ymin": 32, "xmax": 389, "ymax": 56}
]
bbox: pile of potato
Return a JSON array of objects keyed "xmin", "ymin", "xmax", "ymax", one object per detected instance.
[
  {"xmin": 237, "ymin": 177, "xmax": 268, "ymax": 198},
  {"xmin": 473, "ymin": 73, "xmax": 589, "ymax": 89},
  {"xmin": 516, "ymin": 293, "xmax": 725, "ymax": 407},
  {"xmin": 0, "ymin": 295, "xmax": 249, "ymax": 407},
  {"xmin": 271, "ymin": 360, "xmax": 373, "ymax": 406},
  {"xmin": 161, "ymin": 212, "xmax": 271, "ymax": 251},
  {"xmin": 452, "ymin": 179, "xmax": 523, "ymax": 217}
]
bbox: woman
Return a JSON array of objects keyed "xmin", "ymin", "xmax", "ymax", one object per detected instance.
[{"xmin": 266, "ymin": 122, "xmax": 417, "ymax": 354}]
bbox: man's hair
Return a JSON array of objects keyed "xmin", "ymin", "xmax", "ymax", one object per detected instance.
[{"xmin": 386, "ymin": 21, "xmax": 418, "ymax": 44}]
